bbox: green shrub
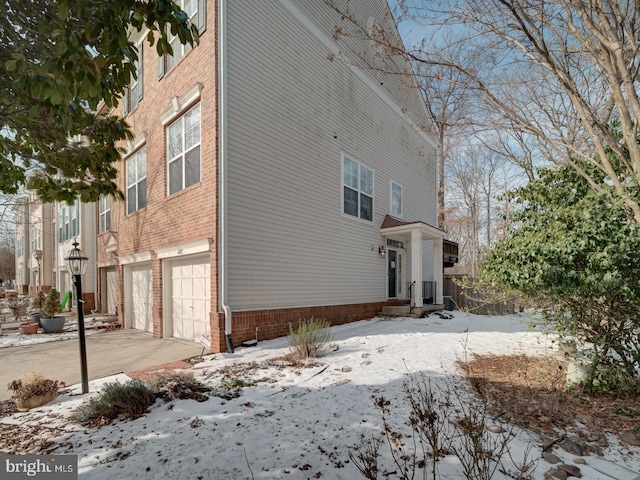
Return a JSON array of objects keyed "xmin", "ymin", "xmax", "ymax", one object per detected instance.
[
  {"xmin": 41, "ymin": 288, "xmax": 60, "ymax": 318},
  {"xmin": 73, "ymin": 379, "xmax": 155, "ymax": 426},
  {"xmin": 288, "ymin": 317, "xmax": 332, "ymax": 359}
]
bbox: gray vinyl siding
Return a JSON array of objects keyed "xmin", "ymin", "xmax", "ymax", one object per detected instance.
[{"xmin": 226, "ymin": 0, "xmax": 437, "ymax": 310}]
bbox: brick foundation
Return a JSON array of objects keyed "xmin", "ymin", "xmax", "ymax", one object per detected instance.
[{"xmin": 209, "ymin": 300, "xmax": 406, "ymax": 353}]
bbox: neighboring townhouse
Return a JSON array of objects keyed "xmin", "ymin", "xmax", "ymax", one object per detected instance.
[
  {"xmin": 12, "ymin": 189, "xmax": 97, "ymax": 313},
  {"xmin": 13, "ymin": 197, "xmax": 29, "ymax": 295},
  {"xmin": 54, "ymin": 198, "xmax": 98, "ymax": 312},
  {"xmin": 99, "ymin": 0, "xmax": 454, "ymax": 352},
  {"xmin": 26, "ymin": 190, "xmax": 55, "ymax": 295}
]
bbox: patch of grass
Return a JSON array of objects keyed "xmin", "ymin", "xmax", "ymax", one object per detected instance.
[
  {"xmin": 73, "ymin": 379, "xmax": 155, "ymax": 427},
  {"xmin": 288, "ymin": 317, "xmax": 332, "ymax": 359}
]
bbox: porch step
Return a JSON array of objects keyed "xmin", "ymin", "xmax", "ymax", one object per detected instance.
[{"xmin": 380, "ymin": 304, "xmax": 443, "ymax": 318}]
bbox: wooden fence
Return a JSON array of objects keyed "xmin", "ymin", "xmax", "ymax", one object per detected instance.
[{"xmin": 443, "ymin": 274, "xmax": 515, "ymax": 315}]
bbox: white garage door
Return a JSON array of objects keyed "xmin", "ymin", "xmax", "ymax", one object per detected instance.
[
  {"xmin": 169, "ymin": 256, "xmax": 210, "ymax": 342},
  {"xmin": 130, "ymin": 264, "xmax": 152, "ymax": 332},
  {"xmin": 105, "ymin": 268, "xmax": 117, "ymax": 315}
]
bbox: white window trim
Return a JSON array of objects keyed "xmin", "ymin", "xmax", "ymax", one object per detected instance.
[
  {"xmin": 340, "ymin": 153, "xmax": 374, "ymax": 223},
  {"xmin": 390, "ymin": 180, "xmax": 403, "ymax": 218},
  {"xmin": 99, "ymin": 196, "xmax": 111, "ymax": 232},
  {"xmin": 160, "ymin": 83, "xmax": 203, "ymax": 126},
  {"xmin": 126, "ymin": 147, "xmax": 147, "ymax": 215},
  {"xmin": 166, "ymin": 103, "xmax": 201, "ymax": 195}
]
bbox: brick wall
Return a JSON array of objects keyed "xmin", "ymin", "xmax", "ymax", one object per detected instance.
[
  {"xmin": 96, "ymin": 0, "xmax": 219, "ymax": 336},
  {"xmin": 209, "ymin": 300, "xmax": 404, "ymax": 353}
]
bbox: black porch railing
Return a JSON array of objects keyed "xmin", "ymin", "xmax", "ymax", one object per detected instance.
[{"xmin": 407, "ymin": 281, "xmax": 437, "ymax": 305}]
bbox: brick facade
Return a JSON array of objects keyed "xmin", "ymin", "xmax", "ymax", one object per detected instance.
[{"xmin": 209, "ymin": 299, "xmax": 408, "ymax": 353}]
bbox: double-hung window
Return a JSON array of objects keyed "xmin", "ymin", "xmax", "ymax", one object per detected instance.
[
  {"xmin": 167, "ymin": 104, "xmax": 201, "ymax": 195},
  {"xmin": 158, "ymin": 0, "xmax": 207, "ymax": 78},
  {"xmin": 343, "ymin": 156, "xmax": 373, "ymax": 221},
  {"xmin": 390, "ymin": 181, "xmax": 403, "ymax": 217},
  {"xmin": 123, "ymin": 41, "xmax": 143, "ymax": 115},
  {"xmin": 99, "ymin": 196, "xmax": 111, "ymax": 232},
  {"xmin": 57, "ymin": 200, "xmax": 79, "ymax": 243},
  {"xmin": 127, "ymin": 148, "xmax": 147, "ymax": 214}
]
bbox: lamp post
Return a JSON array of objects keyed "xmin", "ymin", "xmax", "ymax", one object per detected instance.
[{"xmin": 65, "ymin": 240, "xmax": 89, "ymax": 394}]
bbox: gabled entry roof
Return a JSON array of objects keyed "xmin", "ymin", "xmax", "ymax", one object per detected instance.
[{"xmin": 380, "ymin": 215, "xmax": 446, "ymax": 242}]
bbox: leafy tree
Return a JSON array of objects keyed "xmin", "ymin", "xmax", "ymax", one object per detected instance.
[
  {"xmin": 1, "ymin": 0, "xmax": 199, "ymax": 202},
  {"xmin": 479, "ymin": 159, "xmax": 640, "ymax": 390}
]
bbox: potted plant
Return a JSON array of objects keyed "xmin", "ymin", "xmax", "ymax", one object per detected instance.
[
  {"xmin": 31, "ymin": 290, "xmax": 46, "ymax": 325},
  {"xmin": 19, "ymin": 322, "xmax": 39, "ymax": 334},
  {"xmin": 40, "ymin": 288, "xmax": 65, "ymax": 333},
  {"xmin": 7, "ymin": 371, "xmax": 62, "ymax": 411}
]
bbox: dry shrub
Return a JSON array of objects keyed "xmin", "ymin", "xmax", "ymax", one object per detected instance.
[
  {"xmin": 288, "ymin": 317, "xmax": 332, "ymax": 359},
  {"xmin": 73, "ymin": 379, "xmax": 155, "ymax": 427},
  {"xmin": 153, "ymin": 371, "xmax": 210, "ymax": 402},
  {"xmin": 7, "ymin": 371, "xmax": 61, "ymax": 401}
]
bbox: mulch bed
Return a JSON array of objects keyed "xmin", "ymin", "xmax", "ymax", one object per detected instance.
[{"xmin": 460, "ymin": 354, "xmax": 640, "ymax": 437}]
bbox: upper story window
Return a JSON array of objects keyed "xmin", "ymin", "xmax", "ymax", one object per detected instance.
[
  {"xmin": 127, "ymin": 148, "xmax": 147, "ymax": 215},
  {"xmin": 123, "ymin": 41, "xmax": 143, "ymax": 115},
  {"xmin": 158, "ymin": 0, "xmax": 207, "ymax": 78},
  {"xmin": 30, "ymin": 224, "xmax": 41, "ymax": 251},
  {"xmin": 57, "ymin": 200, "xmax": 79, "ymax": 243},
  {"xmin": 167, "ymin": 103, "xmax": 201, "ymax": 195},
  {"xmin": 16, "ymin": 236, "xmax": 24, "ymax": 257},
  {"xmin": 390, "ymin": 181, "xmax": 403, "ymax": 217},
  {"xmin": 99, "ymin": 196, "xmax": 111, "ymax": 232},
  {"xmin": 343, "ymin": 156, "xmax": 373, "ymax": 221}
]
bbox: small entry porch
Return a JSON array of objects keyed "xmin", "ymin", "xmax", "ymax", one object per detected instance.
[{"xmin": 380, "ymin": 215, "xmax": 446, "ymax": 315}]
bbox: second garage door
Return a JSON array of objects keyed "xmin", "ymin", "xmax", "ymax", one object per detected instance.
[
  {"xmin": 168, "ymin": 256, "xmax": 210, "ymax": 342},
  {"xmin": 130, "ymin": 264, "xmax": 153, "ymax": 332}
]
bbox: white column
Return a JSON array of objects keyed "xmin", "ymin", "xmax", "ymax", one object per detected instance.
[
  {"xmin": 433, "ymin": 237, "xmax": 443, "ymax": 305},
  {"xmin": 411, "ymin": 229, "xmax": 423, "ymax": 308}
]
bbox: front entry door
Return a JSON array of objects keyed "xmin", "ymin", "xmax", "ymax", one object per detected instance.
[
  {"xmin": 387, "ymin": 248, "xmax": 404, "ymax": 299},
  {"xmin": 388, "ymin": 249, "xmax": 398, "ymax": 298}
]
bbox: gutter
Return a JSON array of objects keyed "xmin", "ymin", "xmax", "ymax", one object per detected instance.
[{"xmin": 218, "ymin": 0, "xmax": 233, "ymax": 353}]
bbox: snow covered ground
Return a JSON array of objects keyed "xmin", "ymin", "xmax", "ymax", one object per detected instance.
[
  {"xmin": 0, "ymin": 316, "xmax": 112, "ymax": 349},
  {"xmin": 2, "ymin": 311, "xmax": 640, "ymax": 479}
]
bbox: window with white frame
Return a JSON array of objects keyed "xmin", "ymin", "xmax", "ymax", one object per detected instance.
[
  {"xmin": 343, "ymin": 156, "xmax": 373, "ymax": 221},
  {"xmin": 167, "ymin": 103, "xmax": 201, "ymax": 195},
  {"xmin": 127, "ymin": 148, "xmax": 147, "ymax": 214},
  {"xmin": 123, "ymin": 40, "xmax": 143, "ymax": 115},
  {"xmin": 30, "ymin": 224, "xmax": 41, "ymax": 251},
  {"xmin": 390, "ymin": 181, "xmax": 403, "ymax": 217},
  {"xmin": 158, "ymin": 0, "xmax": 206, "ymax": 78},
  {"xmin": 99, "ymin": 196, "xmax": 111, "ymax": 232},
  {"xmin": 16, "ymin": 235, "xmax": 23, "ymax": 257},
  {"xmin": 57, "ymin": 200, "xmax": 79, "ymax": 243}
]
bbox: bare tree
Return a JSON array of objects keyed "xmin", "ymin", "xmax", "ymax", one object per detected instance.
[
  {"xmin": 327, "ymin": 0, "xmax": 640, "ymax": 221},
  {"xmin": 401, "ymin": 0, "xmax": 640, "ymax": 221}
]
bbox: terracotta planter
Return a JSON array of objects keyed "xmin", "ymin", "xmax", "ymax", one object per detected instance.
[
  {"xmin": 20, "ymin": 323, "xmax": 39, "ymax": 335},
  {"xmin": 40, "ymin": 315, "xmax": 65, "ymax": 333},
  {"xmin": 14, "ymin": 391, "xmax": 58, "ymax": 411}
]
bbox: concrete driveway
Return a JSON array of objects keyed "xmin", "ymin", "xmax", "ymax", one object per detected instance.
[{"xmin": 0, "ymin": 329, "xmax": 203, "ymax": 401}]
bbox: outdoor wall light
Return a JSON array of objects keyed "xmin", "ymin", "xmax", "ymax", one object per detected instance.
[{"xmin": 378, "ymin": 246, "xmax": 386, "ymax": 256}]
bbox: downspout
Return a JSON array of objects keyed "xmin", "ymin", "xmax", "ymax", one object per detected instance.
[{"xmin": 218, "ymin": 0, "xmax": 233, "ymax": 353}]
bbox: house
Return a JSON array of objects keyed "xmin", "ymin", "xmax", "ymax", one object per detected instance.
[
  {"xmin": 92, "ymin": 0, "xmax": 451, "ymax": 352},
  {"xmin": 12, "ymin": 186, "xmax": 96, "ymax": 312},
  {"xmin": 13, "ymin": 197, "xmax": 29, "ymax": 295}
]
